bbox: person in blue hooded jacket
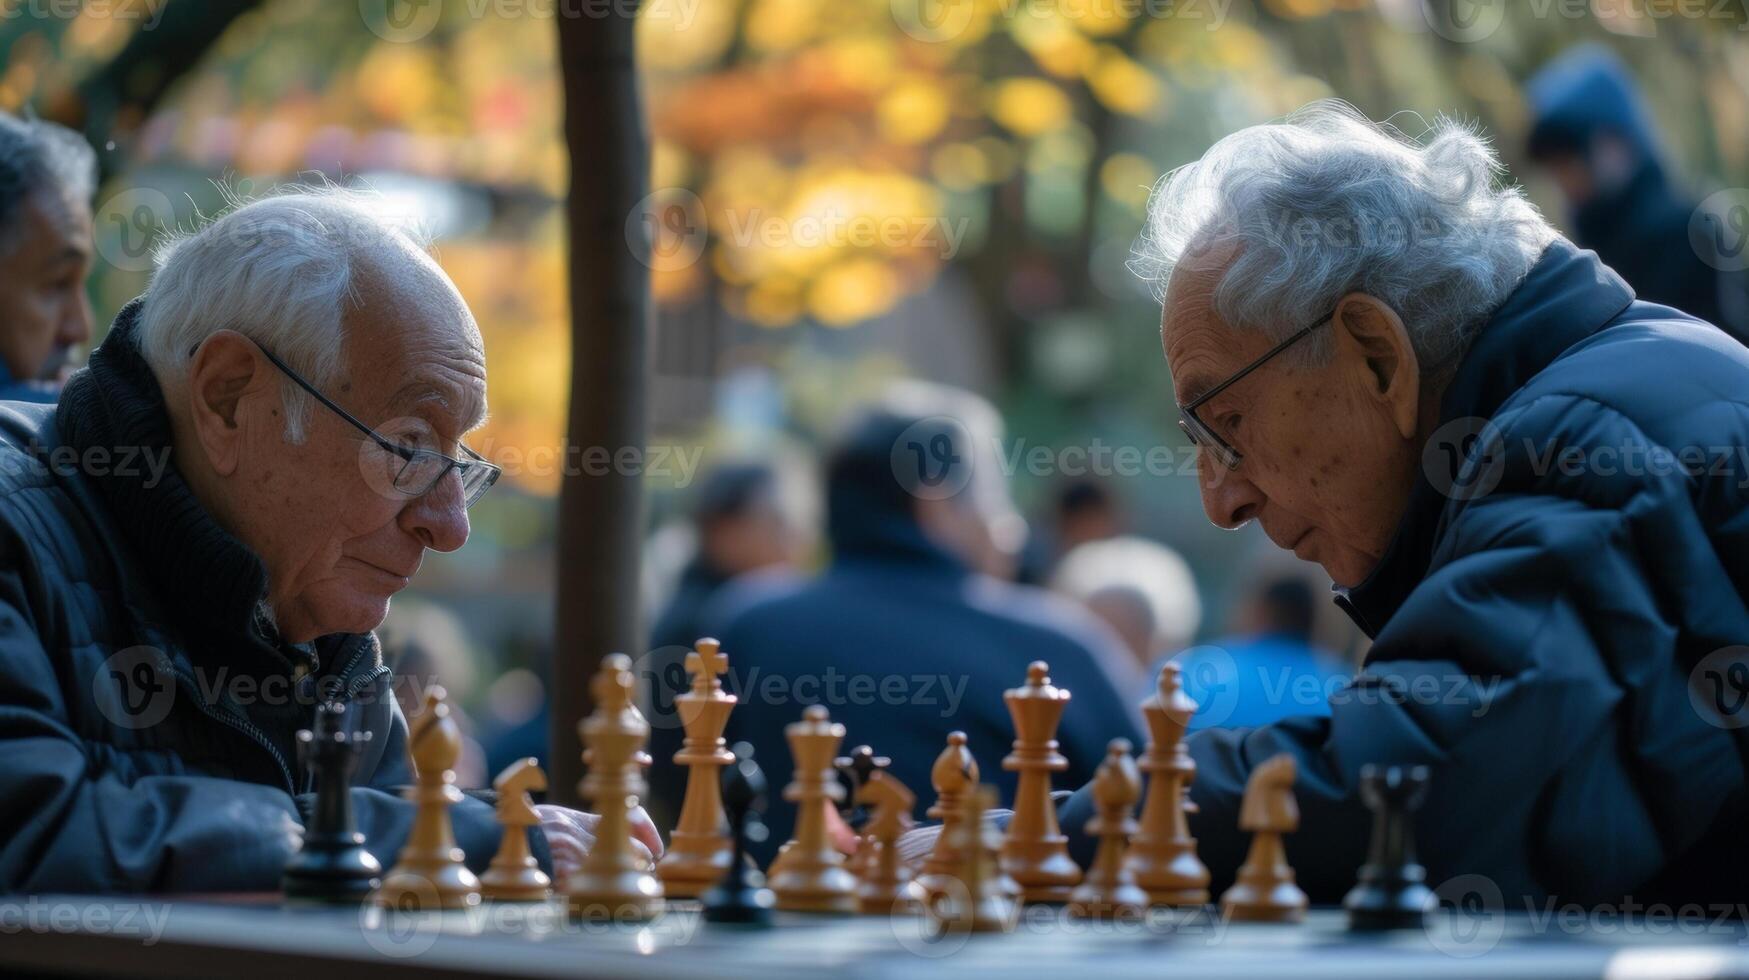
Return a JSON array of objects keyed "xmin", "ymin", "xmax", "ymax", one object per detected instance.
[
  {"xmin": 1040, "ymin": 101, "xmax": 1749, "ymax": 909},
  {"xmin": 1526, "ymin": 45, "xmax": 1747, "ymax": 344},
  {"xmin": 710, "ymin": 383, "xmax": 1143, "ymax": 865}
]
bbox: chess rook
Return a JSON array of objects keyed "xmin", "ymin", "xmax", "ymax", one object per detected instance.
[
  {"xmin": 1219, "ymin": 754, "xmax": 1308, "ymax": 923},
  {"xmin": 1344, "ymin": 764, "xmax": 1436, "ymax": 930},
  {"xmin": 283, "ymin": 702, "xmax": 382, "ymax": 904},
  {"xmin": 564, "ymin": 654, "xmax": 663, "ymax": 920},
  {"xmin": 373, "ymin": 687, "xmax": 481, "ymax": 911},
  {"xmin": 480, "ymin": 758, "xmax": 552, "ymax": 902},
  {"xmin": 917, "ymin": 731, "xmax": 978, "ymax": 903},
  {"xmin": 768, "ymin": 705, "xmax": 858, "ymax": 913},
  {"xmin": 1068, "ymin": 740, "xmax": 1149, "ymax": 920},
  {"xmin": 999, "ymin": 661, "xmax": 1082, "ymax": 902},
  {"xmin": 1125, "ymin": 663, "xmax": 1211, "ymax": 906},
  {"xmin": 656, "ymin": 638, "xmax": 738, "ymax": 899}
]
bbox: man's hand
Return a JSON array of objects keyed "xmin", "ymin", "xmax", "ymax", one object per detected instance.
[{"xmin": 533, "ymin": 804, "xmax": 665, "ymax": 881}]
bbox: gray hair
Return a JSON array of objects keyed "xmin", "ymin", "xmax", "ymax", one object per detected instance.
[
  {"xmin": 139, "ymin": 187, "xmax": 436, "ymax": 442},
  {"xmin": 1131, "ymin": 100, "xmax": 1558, "ymax": 379},
  {"xmin": 0, "ymin": 113, "xmax": 97, "ymax": 252}
]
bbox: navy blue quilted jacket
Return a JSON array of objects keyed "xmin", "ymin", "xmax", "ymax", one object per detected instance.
[
  {"xmin": 0, "ymin": 302, "xmax": 516, "ymax": 893},
  {"xmin": 1060, "ymin": 241, "xmax": 1749, "ymax": 906}
]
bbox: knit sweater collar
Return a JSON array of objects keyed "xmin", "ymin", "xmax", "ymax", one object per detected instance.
[{"xmin": 55, "ymin": 298, "xmax": 286, "ymax": 665}]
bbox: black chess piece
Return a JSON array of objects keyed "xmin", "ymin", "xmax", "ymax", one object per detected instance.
[
  {"xmin": 283, "ymin": 701, "xmax": 383, "ymax": 903},
  {"xmin": 834, "ymin": 744, "xmax": 891, "ymax": 831},
  {"xmin": 703, "ymin": 741, "xmax": 776, "ymax": 926},
  {"xmin": 1344, "ymin": 764, "xmax": 1436, "ymax": 930}
]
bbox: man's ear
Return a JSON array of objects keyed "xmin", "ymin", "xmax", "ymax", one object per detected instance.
[
  {"xmin": 1331, "ymin": 292, "xmax": 1420, "ymax": 440},
  {"xmin": 186, "ymin": 330, "xmax": 269, "ymax": 477}
]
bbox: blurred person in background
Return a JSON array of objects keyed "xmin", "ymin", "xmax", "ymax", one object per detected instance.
[
  {"xmin": 644, "ymin": 458, "xmax": 811, "ymax": 825},
  {"xmin": 0, "ymin": 112, "xmax": 96, "ymax": 403},
  {"xmin": 712, "ymin": 382, "xmax": 1141, "ymax": 863},
  {"xmin": 1014, "ymin": 478, "xmax": 1125, "ymax": 585},
  {"xmin": 1172, "ymin": 575, "xmax": 1349, "ymax": 733},
  {"xmin": 1527, "ymin": 45, "xmax": 1748, "ymax": 342},
  {"xmin": 379, "ymin": 601, "xmax": 489, "ymax": 788},
  {"xmin": 1050, "ymin": 534, "xmax": 1202, "ymax": 706}
]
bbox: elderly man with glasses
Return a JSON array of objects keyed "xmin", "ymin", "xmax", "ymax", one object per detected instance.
[
  {"xmin": 1050, "ymin": 103, "xmax": 1749, "ymax": 908},
  {"xmin": 0, "ymin": 190, "xmax": 659, "ymax": 893}
]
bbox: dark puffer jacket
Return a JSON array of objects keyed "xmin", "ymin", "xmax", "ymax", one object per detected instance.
[
  {"xmin": 0, "ymin": 301, "xmax": 521, "ymax": 893},
  {"xmin": 1060, "ymin": 241, "xmax": 1749, "ymax": 906}
]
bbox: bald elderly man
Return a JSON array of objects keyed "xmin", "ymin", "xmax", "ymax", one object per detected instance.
[
  {"xmin": 1053, "ymin": 103, "xmax": 1749, "ymax": 907},
  {"xmin": 0, "ymin": 191, "xmax": 657, "ymax": 892}
]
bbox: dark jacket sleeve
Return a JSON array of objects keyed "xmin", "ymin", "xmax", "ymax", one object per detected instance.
[
  {"xmin": 1062, "ymin": 393, "xmax": 1749, "ymax": 905},
  {"xmin": 0, "ymin": 563, "xmax": 314, "ymax": 892}
]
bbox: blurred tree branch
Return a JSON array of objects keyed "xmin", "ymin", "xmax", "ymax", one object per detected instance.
[{"xmin": 42, "ymin": 0, "xmax": 265, "ymax": 180}]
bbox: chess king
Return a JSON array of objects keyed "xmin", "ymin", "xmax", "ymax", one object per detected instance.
[
  {"xmin": 0, "ymin": 189, "xmax": 659, "ymax": 893},
  {"xmin": 1050, "ymin": 101, "xmax": 1749, "ymax": 905}
]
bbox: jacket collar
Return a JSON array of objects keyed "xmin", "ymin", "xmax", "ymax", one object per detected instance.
[
  {"xmin": 54, "ymin": 299, "xmax": 295, "ymax": 673},
  {"xmin": 1334, "ymin": 239, "xmax": 1637, "ymax": 636}
]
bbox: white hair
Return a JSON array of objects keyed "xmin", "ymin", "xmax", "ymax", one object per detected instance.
[
  {"xmin": 138, "ymin": 187, "xmax": 436, "ymax": 442},
  {"xmin": 1052, "ymin": 536, "xmax": 1202, "ymax": 652},
  {"xmin": 1131, "ymin": 100, "xmax": 1559, "ymax": 379}
]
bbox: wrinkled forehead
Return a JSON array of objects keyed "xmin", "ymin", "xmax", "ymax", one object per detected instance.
[
  {"xmin": 1159, "ymin": 254, "xmax": 1239, "ymax": 404},
  {"xmin": 344, "ymin": 253, "xmax": 487, "ymax": 431}
]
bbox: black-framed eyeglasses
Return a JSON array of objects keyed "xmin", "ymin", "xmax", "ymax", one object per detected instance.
[
  {"xmin": 1177, "ymin": 312, "xmax": 1333, "ymax": 471},
  {"xmin": 241, "ymin": 342, "xmax": 502, "ymax": 508}
]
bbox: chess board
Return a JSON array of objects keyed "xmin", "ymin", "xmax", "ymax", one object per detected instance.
[{"xmin": 5, "ymin": 897, "xmax": 1747, "ymax": 979}]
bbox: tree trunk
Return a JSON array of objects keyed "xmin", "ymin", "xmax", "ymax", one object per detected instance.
[{"xmin": 551, "ymin": 5, "xmax": 650, "ymax": 807}]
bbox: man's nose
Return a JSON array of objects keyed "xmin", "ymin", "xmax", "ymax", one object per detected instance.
[
  {"xmin": 60, "ymin": 292, "xmax": 93, "ymax": 347},
  {"xmin": 401, "ymin": 470, "xmax": 470, "ymax": 553},
  {"xmin": 1199, "ymin": 452, "xmax": 1265, "ymax": 530}
]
